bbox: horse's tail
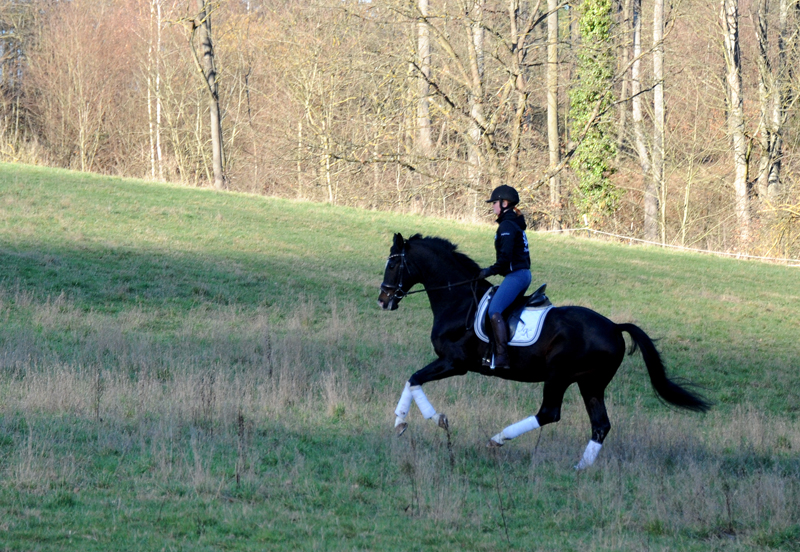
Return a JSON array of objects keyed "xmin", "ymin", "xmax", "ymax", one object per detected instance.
[{"xmin": 617, "ymin": 323, "xmax": 711, "ymax": 413}]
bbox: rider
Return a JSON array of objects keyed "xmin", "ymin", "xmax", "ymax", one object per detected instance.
[{"xmin": 477, "ymin": 185, "xmax": 531, "ymax": 369}]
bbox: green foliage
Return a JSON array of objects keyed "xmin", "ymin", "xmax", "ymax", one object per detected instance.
[{"xmin": 569, "ymin": 0, "xmax": 619, "ymax": 224}]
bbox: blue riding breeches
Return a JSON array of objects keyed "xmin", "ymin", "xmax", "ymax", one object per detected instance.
[{"xmin": 488, "ymin": 269, "xmax": 532, "ymax": 317}]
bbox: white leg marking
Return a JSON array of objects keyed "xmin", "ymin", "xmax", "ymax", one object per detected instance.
[
  {"xmin": 490, "ymin": 416, "xmax": 540, "ymax": 446},
  {"xmin": 410, "ymin": 385, "xmax": 437, "ymax": 419},
  {"xmin": 394, "ymin": 382, "xmax": 413, "ymax": 421},
  {"xmin": 502, "ymin": 415, "xmax": 541, "ymax": 439},
  {"xmin": 575, "ymin": 440, "xmax": 603, "ymax": 470}
]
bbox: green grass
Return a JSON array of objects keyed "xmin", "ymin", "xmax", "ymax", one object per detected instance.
[{"xmin": 1, "ymin": 162, "xmax": 799, "ymax": 550}]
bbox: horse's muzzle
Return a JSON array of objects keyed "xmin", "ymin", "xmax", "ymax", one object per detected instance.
[{"xmin": 378, "ymin": 285, "xmax": 401, "ymax": 310}]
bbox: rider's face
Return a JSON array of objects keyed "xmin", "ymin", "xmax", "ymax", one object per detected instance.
[{"xmin": 492, "ymin": 200, "xmax": 507, "ymax": 216}]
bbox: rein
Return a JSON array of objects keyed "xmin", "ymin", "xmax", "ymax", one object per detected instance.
[{"xmin": 402, "ymin": 278, "xmax": 481, "ymax": 296}]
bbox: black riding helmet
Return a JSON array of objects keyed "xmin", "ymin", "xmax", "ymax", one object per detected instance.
[{"xmin": 486, "ymin": 185, "xmax": 520, "ymax": 206}]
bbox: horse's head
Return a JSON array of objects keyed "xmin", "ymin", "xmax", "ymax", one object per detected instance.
[{"xmin": 378, "ymin": 233, "xmax": 416, "ymax": 311}]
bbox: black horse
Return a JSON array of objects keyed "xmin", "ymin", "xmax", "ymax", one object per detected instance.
[{"xmin": 378, "ymin": 233, "xmax": 710, "ymax": 469}]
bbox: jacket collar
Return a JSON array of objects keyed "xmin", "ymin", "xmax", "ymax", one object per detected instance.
[{"xmin": 496, "ymin": 208, "xmax": 516, "ymax": 224}]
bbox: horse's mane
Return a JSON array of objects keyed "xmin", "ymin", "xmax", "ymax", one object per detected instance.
[{"xmin": 407, "ymin": 234, "xmax": 481, "ymax": 274}]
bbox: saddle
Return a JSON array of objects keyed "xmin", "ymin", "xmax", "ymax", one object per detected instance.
[{"xmin": 474, "ymin": 284, "xmax": 553, "ymax": 347}]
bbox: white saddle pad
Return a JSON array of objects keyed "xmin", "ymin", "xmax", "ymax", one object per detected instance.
[{"xmin": 474, "ymin": 289, "xmax": 553, "ymax": 347}]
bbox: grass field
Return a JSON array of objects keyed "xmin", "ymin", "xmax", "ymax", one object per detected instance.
[{"xmin": 1, "ymin": 162, "xmax": 799, "ymax": 551}]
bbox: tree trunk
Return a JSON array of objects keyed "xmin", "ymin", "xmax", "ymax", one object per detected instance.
[
  {"xmin": 195, "ymin": 0, "xmax": 224, "ymax": 190},
  {"xmin": 632, "ymin": 0, "xmax": 652, "ymax": 238},
  {"xmin": 754, "ymin": 0, "xmax": 771, "ymax": 202},
  {"xmin": 631, "ymin": 0, "xmax": 650, "ymax": 166},
  {"xmin": 148, "ymin": 0, "xmax": 163, "ymax": 181},
  {"xmin": 649, "ymin": 0, "xmax": 665, "ymax": 243},
  {"xmin": 768, "ymin": 0, "xmax": 789, "ymax": 198},
  {"xmin": 507, "ymin": 0, "xmax": 530, "ymax": 180},
  {"xmin": 416, "ymin": 0, "xmax": 433, "ymax": 157},
  {"xmin": 721, "ymin": 0, "xmax": 749, "ymax": 246},
  {"xmin": 467, "ymin": 0, "xmax": 486, "ymax": 197},
  {"xmin": 148, "ymin": 63, "xmax": 155, "ymax": 179},
  {"xmin": 155, "ymin": 0, "xmax": 163, "ymax": 181},
  {"xmin": 754, "ymin": 0, "xmax": 787, "ymax": 203},
  {"xmin": 566, "ymin": 8, "xmax": 579, "ymax": 148},
  {"xmin": 616, "ymin": 0, "xmax": 631, "ymax": 149},
  {"xmin": 547, "ymin": 0, "xmax": 562, "ymax": 229}
]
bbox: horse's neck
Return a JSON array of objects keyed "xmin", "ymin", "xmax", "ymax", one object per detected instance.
[
  {"xmin": 415, "ymin": 252, "xmax": 477, "ymax": 321},
  {"xmin": 416, "ymin": 255, "xmax": 466, "ymax": 290}
]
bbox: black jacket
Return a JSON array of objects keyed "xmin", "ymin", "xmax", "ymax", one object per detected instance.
[{"xmin": 484, "ymin": 209, "xmax": 531, "ymax": 277}]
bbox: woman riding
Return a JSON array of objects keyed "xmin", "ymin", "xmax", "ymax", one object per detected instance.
[{"xmin": 477, "ymin": 185, "xmax": 531, "ymax": 369}]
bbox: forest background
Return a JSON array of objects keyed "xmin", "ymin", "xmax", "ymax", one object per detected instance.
[{"xmin": 0, "ymin": 0, "xmax": 798, "ymax": 256}]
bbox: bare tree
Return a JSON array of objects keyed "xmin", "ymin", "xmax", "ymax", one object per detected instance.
[
  {"xmin": 392, "ymin": 0, "xmax": 546, "ymax": 212},
  {"xmin": 721, "ymin": 0, "xmax": 750, "ymax": 246},
  {"xmin": 631, "ymin": 0, "xmax": 652, "ymax": 236},
  {"xmin": 0, "ymin": 0, "xmax": 36, "ymax": 161},
  {"xmin": 547, "ymin": 0, "xmax": 562, "ymax": 229},
  {"xmin": 616, "ymin": 0, "xmax": 632, "ymax": 149},
  {"xmin": 26, "ymin": 0, "xmax": 135, "ymax": 172},
  {"xmin": 147, "ymin": 0, "xmax": 165, "ymax": 181},
  {"xmin": 507, "ymin": 0, "xmax": 537, "ymax": 180},
  {"xmin": 753, "ymin": 0, "xmax": 791, "ymax": 203},
  {"xmin": 650, "ymin": 0, "xmax": 665, "ymax": 242},
  {"xmin": 416, "ymin": 0, "xmax": 433, "ymax": 157},
  {"xmin": 467, "ymin": 0, "xmax": 487, "ymax": 198},
  {"xmin": 191, "ymin": 0, "xmax": 225, "ymax": 189},
  {"xmin": 5, "ymin": 0, "xmax": 800, "ymax": 255}
]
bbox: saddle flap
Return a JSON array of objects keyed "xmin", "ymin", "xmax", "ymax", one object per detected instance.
[{"xmin": 474, "ymin": 284, "xmax": 553, "ymax": 347}]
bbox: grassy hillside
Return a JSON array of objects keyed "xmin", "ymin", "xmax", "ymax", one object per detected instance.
[{"xmin": 1, "ymin": 163, "xmax": 799, "ymax": 551}]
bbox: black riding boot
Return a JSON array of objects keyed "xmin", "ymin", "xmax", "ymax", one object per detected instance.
[{"xmin": 489, "ymin": 313, "xmax": 511, "ymax": 369}]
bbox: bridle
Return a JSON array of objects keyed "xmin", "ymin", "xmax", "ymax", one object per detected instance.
[
  {"xmin": 381, "ymin": 248, "xmax": 482, "ymax": 299},
  {"xmin": 380, "ymin": 251, "xmax": 410, "ymax": 300}
]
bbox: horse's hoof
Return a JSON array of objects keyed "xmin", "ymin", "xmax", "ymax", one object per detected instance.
[
  {"xmin": 487, "ymin": 438, "xmax": 503, "ymax": 448},
  {"xmin": 395, "ymin": 422, "xmax": 408, "ymax": 437},
  {"xmin": 436, "ymin": 413, "xmax": 449, "ymax": 431}
]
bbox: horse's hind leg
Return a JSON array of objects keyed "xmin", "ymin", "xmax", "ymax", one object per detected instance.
[
  {"xmin": 575, "ymin": 381, "xmax": 612, "ymax": 470},
  {"xmin": 488, "ymin": 378, "xmax": 569, "ymax": 446}
]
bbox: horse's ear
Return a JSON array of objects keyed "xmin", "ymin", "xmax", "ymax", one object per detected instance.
[{"xmin": 393, "ymin": 233, "xmax": 404, "ymax": 248}]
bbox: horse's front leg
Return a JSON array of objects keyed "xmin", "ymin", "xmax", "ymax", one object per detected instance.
[
  {"xmin": 394, "ymin": 357, "xmax": 462, "ymax": 436},
  {"xmin": 393, "ymin": 383, "xmax": 448, "ymax": 436}
]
